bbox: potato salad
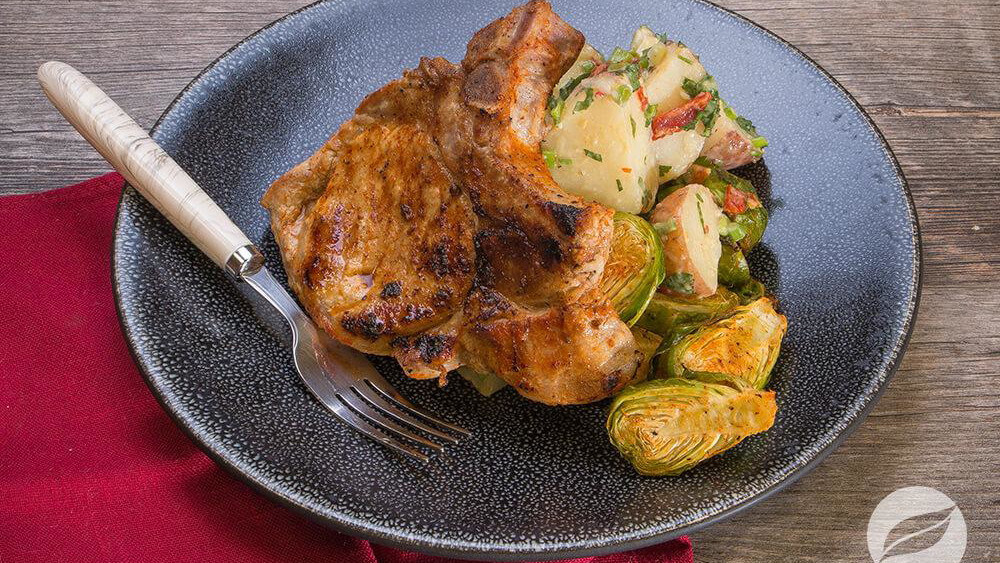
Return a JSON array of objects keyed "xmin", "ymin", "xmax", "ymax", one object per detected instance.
[
  {"xmin": 545, "ymin": 28, "xmax": 784, "ymax": 476},
  {"xmin": 461, "ymin": 26, "xmax": 784, "ymax": 477}
]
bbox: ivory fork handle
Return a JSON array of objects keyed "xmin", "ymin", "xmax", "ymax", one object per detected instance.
[{"xmin": 37, "ymin": 61, "xmax": 257, "ymax": 273}]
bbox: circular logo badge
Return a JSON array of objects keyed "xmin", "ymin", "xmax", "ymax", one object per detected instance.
[{"xmin": 867, "ymin": 486, "xmax": 966, "ymax": 562}]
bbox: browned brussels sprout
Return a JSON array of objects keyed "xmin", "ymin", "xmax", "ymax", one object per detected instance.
[
  {"xmin": 661, "ymin": 297, "xmax": 787, "ymax": 389},
  {"xmin": 607, "ymin": 374, "xmax": 777, "ymax": 476},
  {"xmin": 600, "ymin": 212, "xmax": 666, "ymax": 325},
  {"xmin": 635, "ymin": 287, "xmax": 740, "ymax": 344}
]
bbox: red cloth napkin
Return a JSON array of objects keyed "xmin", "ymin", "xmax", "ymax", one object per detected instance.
[{"xmin": 0, "ymin": 173, "xmax": 693, "ymax": 563}]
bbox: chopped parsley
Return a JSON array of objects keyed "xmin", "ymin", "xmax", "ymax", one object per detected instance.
[
  {"xmin": 574, "ymin": 88, "xmax": 595, "ymax": 113},
  {"xmin": 559, "ymin": 68, "xmax": 594, "ymax": 101},
  {"xmin": 724, "ymin": 105, "xmax": 738, "ymax": 121},
  {"xmin": 608, "ymin": 47, "xmax": 636, "ymax": 66},
  {"xmin": 584, "ymin": 149, "xmax": 603, "ymax": 162},
  {"xmin": 620, "ymin": 63, "xmax": 641, "ymax": 91},
  {"xmin": 735, "ymin": 114, "xmax": 758, "ymax": 136},
  {"xmin": 751, "ymin": 136, "xmax": 769, "ymax": 148},
  {"xmin": 613, "ymin": 84, "xmax": 632, "ymax": 105},
  {"xmin": 653, "ymin": 218, "xmax": 676, "ymax": 236},
  {"xmin": 696, "ymin": 199, "xmax": 706, "ymax": 231},
  {"xmin": 630, "ymin": 116, "xmax": 637, "ymax": 137},
  {"xmin": 643, "ymin": 103, "xmax": 658, "ymax": 127},
  {"xmin": 681, "ymin": 94, "xmax": 720, "ymax": 137},
  {"xmin": 678, "ymin": 54, "xmax": 693, "ymax": 64},
  {"xmin": 541, "ymin": 149, "xmax": 572, "ymax": 169},
  {"xmin": 616, "ymin": 178, "xmax": 624, "ymax": 192},
  {"xmin": 548, "ymin": 96, "xmax": 565, "ymax": 125},
  {"xmin": 664, "ymin": 272, "xmax": 695, "ymax": 294},
  {"xmin": 638, "ymin": 47, "xmax": 652, "ymax": 70},
  {"xmin": 719, "ymin": 216, "xmax": 747, "ymax": 242},
  {"xmin": 682, "ymin": 75, "xmax": 719, "ymax": 98},
  {"xmin": 659, "ymin": 164, "xmax": 672, "ymax": 176}
]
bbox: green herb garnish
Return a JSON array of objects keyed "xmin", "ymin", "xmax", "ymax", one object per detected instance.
[
  {"xmin": 724, "ymin": 106, "xmax": 738, "ymax": 121},
  {"xmin": 630, "ymin": 116, "xmax": 637, "ymax": 137},
  {"xmin": 559, "ymin": 67, "xmax": 594, "ymax": 100},
  {"xmin": 719, "ymin": 216, "xmax": 747, "ymax": 242},
  {"xmin": 751, "ymin": 136, "xmax": 769, "ymax": 148},
  {"xmin": 664, "ymin": 272, "xmax": 695, "ymax": 294},
  {"xmin": 639, "ymin": 47, "xmax": 652, "ymax": 70},
  {"xmin": 655, "ymin": 32, "xmax": 670, "ymax": 43},
  {"xmin": 623, "ymin": 63, "xmax": 641, "ymax": 90},
  {"xmin": 616, "ymin": 178, "xmax": 624, "ymax": 192},
  {"xmin": 659, "ymin": 164, "xmax": 672, "ymax": 176},
  {"xmin": 735, "ymin": 115, "xmax": 758, "ymax": 136},
  {"xmin": 584, "ymin": 149, "xmax": 603, "ymax": 162},
  {"xmin": 541, "ymin": 149, "xmax": 572, "ymax": 169},
  {"xmin": 574, "ymin": 88, "xmax": 595, "ymax": 113},
  {"xmin": 653, "ymin": 218, "xmax": 677, "ymax": 235},
  {"xmin": 678, "ymin": 54, "xmax": 693, "ymax": 64},
  {"xmin": 613, "ymin": 84, "xmax": 632, "ymax": 105},
  {"xmin": 549, "ymin": 97, "xmax": 565, "ymax": 125},
  {"xmin": 644, "ymin": 103, "xmax": 658, "ymax": 127}
]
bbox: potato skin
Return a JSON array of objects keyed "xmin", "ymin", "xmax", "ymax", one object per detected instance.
[
  {"xmin": 543, "ymin": 72, "xmax": 658, "ymax": 213},
  {"xmin": 649, "ymin": 184, "xmax": 722, "ymax": 297},
  {"xmin": 701, "ymin": 101, "xmax": 759, "ymax": 169}
]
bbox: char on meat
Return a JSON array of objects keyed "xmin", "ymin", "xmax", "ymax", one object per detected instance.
[{"xmin": 262, "ymin": 0, "xmax": 643, "ymax": 405}]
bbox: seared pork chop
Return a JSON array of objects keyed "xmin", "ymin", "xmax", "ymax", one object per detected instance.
[{"xmin": 262, "ymin": 0, "xmax": 643, "ymax": 405}]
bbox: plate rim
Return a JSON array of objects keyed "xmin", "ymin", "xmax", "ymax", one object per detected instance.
[{"xmin": 110, "ymin": 0, "xmax": 923, "ymax": 559}]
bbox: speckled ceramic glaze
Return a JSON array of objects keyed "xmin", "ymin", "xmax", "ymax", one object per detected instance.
[{"xmin": 112, "ymin": 0, "xmax": 920, "ymax": 560}]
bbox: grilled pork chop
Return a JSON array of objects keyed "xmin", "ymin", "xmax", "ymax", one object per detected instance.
[{"xmin": 262, "ymin": 0, "xmax": 644, "ymax": 405}]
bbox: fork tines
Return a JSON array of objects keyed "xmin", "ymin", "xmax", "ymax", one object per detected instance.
[{"xmin": 332, "ymin": 378, "xmax": 469, "ymax": 462}]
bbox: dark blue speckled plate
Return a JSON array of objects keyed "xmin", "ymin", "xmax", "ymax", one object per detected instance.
[{"xmin": 112, "ymin": 0, "xmax": 920, "ymax": 560}]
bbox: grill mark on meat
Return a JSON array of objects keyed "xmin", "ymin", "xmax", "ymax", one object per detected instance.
[
  {"xmin": 403, "ymin": 303, "xmax": 434, "ymax": 322},
  {"xmin": 413, "ymin": 334, "xmax": 452, "ymax": 364},
  {"xmin": 261, "ymin": 1, "xmax": 641, "ymax": 405},
  {"xmin": 390, "ymin": 333, "xmax": 454, "ymax": 365},
  {"xmin": 543, "ymin": 201, "xmax": 583, "ymax": 236},
  {"xmin": 380, "ymin": 281, "xmax": 402, "ymax": 299},
  {"xmin": 425, "ymin": 236, "xmax": 472, "ymax": 278},
  {"xmin": 303, "ymin": 204, "xmax": 346, "ymax": 290},
  {"xmin": 341, "ymin": 310, "xmax": 389, "ymax": 341},
  {"xmin": 432, "ymin": 287, "xmax": 453, "ymax": 307}
]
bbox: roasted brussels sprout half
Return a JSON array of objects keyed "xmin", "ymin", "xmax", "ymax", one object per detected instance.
[
  {"xmin": 661, "ymin": 297, "xmax": 787, "ymax": 389},
  {"xmin": 635, "ymin": 286, "xmax": 740, "ymax": 344},
  {"xmin": 607, "ymin": 374, "xmax": 777, "ymax": 476},
  {"xmin": 731, "ymin": 278, "xmax": 766, "ymax": 305},
  {"xmin": 718, "ymin": 244, "xmax": 751, "ymax": 287},
  {"xmin": 659, "ymin": 158, "xmax": 768, "ymax": 253},
  {"xmin": 457, "ymin": 366, "xmax": 508, "ymax": 397},
  {"xmin": 599, "ymin": 212, "xmax": 666, "ymax": 325},
  {"xmin": 632, "ymin": 326, "xmax": 664, "ymax": 381}
]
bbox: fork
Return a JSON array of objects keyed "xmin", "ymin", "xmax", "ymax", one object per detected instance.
[{"xmin": 37, "ymin": 61, "xmax": 468, "ymax": 461}]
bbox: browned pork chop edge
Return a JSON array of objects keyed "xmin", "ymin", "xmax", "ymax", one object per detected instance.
[{"xmin": 261, "ymin": 0, "xmax": 643, "ymax": 405}]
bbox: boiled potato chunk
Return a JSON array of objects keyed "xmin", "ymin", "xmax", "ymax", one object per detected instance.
[
  {"xmin": 653, "ymin": 128, "xmax": 706, "ymax": 181},
  {"xmin": 701, "ymin": 100, "xmax": 760, "ymax": 169},
  {"xmin": 542, "ymin": 73, "xmax": 658, "ymax": 213},
  {"xmin": 649, "ymin": 184, "xmax": 722, "ymax": 297},
  {"xmin": 631, "ymin": 26, "xmax": 707, "ymax": 111},
  {"xmin": 554, "ymin": 43, "xmax": 605, "ymax": 96}
]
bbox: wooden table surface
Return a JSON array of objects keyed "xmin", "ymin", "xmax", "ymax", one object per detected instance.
[{"xmin": 2, "ymin": 1, "xmax": 997, "ymax": 561}]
